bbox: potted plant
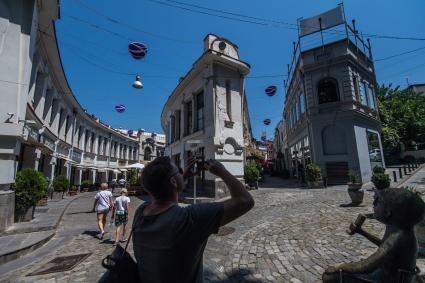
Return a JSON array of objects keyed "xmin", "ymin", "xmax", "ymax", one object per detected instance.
[
  {"xmin": 69, "ymin": 186, "xmax": 77, "ymax": 196},
  {"xmin": 52, "ymin": 175, "xmax": 69, "ymax": 199},
  {"xmin": 347, "ymin": 170, "xmax": 364, "ymax": 205},
  {"xmin": 244, "ymin": 161, "xmax": 260, "ymax": 189},
  {"xmin": 81, "ymin": 180, "xmax": 91, "ymax": 192},
  {"xmin": 371, "ymin": 173, "xmax": 390, "ymax": 190},
  {"xmin": 305, "ymin": 163, "xmax": 321, "ymax": 188},
  {"xmin": 13, "ymin": 168, "xmax": 48, "ymax": 222}
]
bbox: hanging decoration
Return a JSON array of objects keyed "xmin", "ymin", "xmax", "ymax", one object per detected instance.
[
  {"xmin": 128, "ymin": 42, "xmax": 148, "ymax": 59},
  {"xmin": 263, "ymin": 118, "xmax": 271, "ymax": 125},
  {"xmin": 265, "ymin": 85, "xmax": 277, "ymax": 97},
  {"xmin": 115, "ymin": 104, "xmax": 126, "ymax": 113},
  {"xmin": 261, "ymin": 136, "xmax": 267, "ymax": 141},
  {"xmin": 127, "ymin": 129, "xmax": 134, "ymax": 135}
]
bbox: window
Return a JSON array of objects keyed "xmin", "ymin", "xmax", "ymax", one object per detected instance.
[
  {"xmin": 84, "ymin": 130, "xmax": 89, "ymax": 151},
  {"xmin": 367, "ymin": 131, "xmax": 383, "ymax": 169},
  {"xmin": 57, "ymin": 108, "xmax": 64, "ymax": 134},
  {"xmin": 49, "ymin": 99, "xmax": 57, "ymax": 125},
  {"xmin": 170, "ymin": 115, "xmax": 175, "ymax": 143},
  {"xmin": 295, "ymin": 100, "xmax": 300, "ymax": 121},
  {"xmin": 185, "ymin": 101, "xmax": 192, "ymax": 136},
  {"xmin": 360, "ymin": 81, "xmax": 368, "ymax": 106},
  {"xmin": 97, "ymin": 136, "xmax": 102, "ymax": 154},
  {"xmin": 91, "ymin": 133, "xmax": 95, "ymax": 153},
  {"xmin": 317, "ymin": 78, "xmax": 339, "ymax": 104},
  {"xmin": 64, "ymin": 115, "xmax": 70, "ymax": 139},
  {"xmin": 77, "ymin": 126, "xmax": 83, "ymax": 148},
  {"xmin": 176, "ymin": 110, "xmax": 181, "ymax": 141},
  {"xmin": 103, "ymin": 137, "xmax": 107, "ymax": 155},
  {"xmin": 300, "ymin": 92, "xmax": 305, "ymax": 113},
  {"xmin": 226, "ymin": 81, "xmax": 232, "ymax": 120},
  {"xmin": 195, "ymin": 91, "xmax": 204, "ymax": 131},
  {"xmin": 144, "ymin": 147, "xmax": 152, "ymax": 161},
  {"xmin": 368, "ymin": 85, "xmax": 376, "ymax": 110},
  {"xmin": 352, "ymin": 75, "xmax": 360, "ymax": 101}
]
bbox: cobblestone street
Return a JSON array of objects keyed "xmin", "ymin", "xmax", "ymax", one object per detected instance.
[{"xmin": 0, "ymin": 180, "xmax": 385, "ymax": 283}]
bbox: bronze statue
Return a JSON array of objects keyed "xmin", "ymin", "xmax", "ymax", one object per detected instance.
[{"xmin": 323, "ymin": 188, "xmax": 425, "ymax": 283}]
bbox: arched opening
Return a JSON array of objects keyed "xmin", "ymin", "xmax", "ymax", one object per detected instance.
[
  {"xmin": 317, "ymin": 78, "xmax": 339, "ymax": 104},
  {"xmin": 144, "ymin": 147, "xmax": 152, "ymax": 161}
]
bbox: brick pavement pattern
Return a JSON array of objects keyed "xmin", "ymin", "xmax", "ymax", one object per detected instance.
[{"xmin": 0, "ymin": 184, "xmax": 385, "ymax": 283}]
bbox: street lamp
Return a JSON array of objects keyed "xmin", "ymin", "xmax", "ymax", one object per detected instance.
[{"xmin": 132, "ymin": 75, "xmax": 143, "ymax": 89}]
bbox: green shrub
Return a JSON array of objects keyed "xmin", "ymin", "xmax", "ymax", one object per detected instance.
[
  {"xmin": 372, "ymin": 173, "xmax": 390, "ymax": 190},
  {"xmin": 348, "ymin": 170, "xmax": 361, "ymax": 184},
  {"xmin": 373, "ymin": 166, "xmax": 385, "ymax": 174},
  {"xmin": 13, "ymin": 168, "xmax": 48, "ymax": 213},
  {"xmin": 244, "ymin": 161, "xmax": 260, "ymax": 184},
  {"xmin": 52, "ymin": 175, "xmax": 69, "ymax": 192},
  {"xmin": 305, "ymin": 163, "xmax": 321, "ymax": 182},
  {"xmin": 81, "ymin": 180, "xmax": 92, "ymax": 189}
]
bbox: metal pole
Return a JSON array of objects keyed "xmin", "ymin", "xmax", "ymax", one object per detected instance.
[
  {"xmin": 398, "ymin": 167, "xmax": 402, "ymax": 179},
  {"xmin": 193, "ymin": 163, "xmax": 197, "ymax": 204},
  {"xmin": 392, "ymin": 171, "xmax": 397, "ymax": 183},
  {"xmin": 404, "ymin": 166, "xmax": 407, "ymax": 175}
]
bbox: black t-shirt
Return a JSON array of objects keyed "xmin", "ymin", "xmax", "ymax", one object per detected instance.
[{"xmin": 132, "ymin": 202, "xmax": 224, "ymax": 283}]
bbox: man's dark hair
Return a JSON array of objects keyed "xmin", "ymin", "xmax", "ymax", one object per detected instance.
[
  {"xmin": 381, "ymin": 188, "xmax": 425, "ymax": 229},
  {"xmin": 142, "ymin": 156, "xmax": 175, "ymax": 199}
]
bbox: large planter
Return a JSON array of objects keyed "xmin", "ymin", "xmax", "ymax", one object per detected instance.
[
  {"xmin": 50, "ymin": 191, "xmax": 64, "ymax": 199},
  {"xmin": 348, "ymin": 185, "xmax": 364, "ymax": 206},
  {"xmin": 69, "ymin": 191, "xmax": 77, "ymax": 196},
  {"xmin": 247, "ymin": 181, "xmax": 258, "ymax": 190},
  {"xmin": 15, "ymin": 206, "xmax": 35, "ymax": 222},
  {"xmin": 36, "ymin": 196, "xmax": 48, "ymax": 207},
  {"xmin": 307, "ymin": 181, "xmax": 322, "ymax": 189},
  {"xmin": 82, "ymin": 187, "xmax": 89, "ymax": 193}
]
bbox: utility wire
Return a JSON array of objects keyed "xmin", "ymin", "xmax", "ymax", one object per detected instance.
[
  {"xmin": 148, "ymin": 0, "xmax": 425, "ymax": 41},
  {"xmin": 375, "ymin": 46, "xmax": 425, "ymax": 62},
  {"xmin": 72, "ymin": 0, "xmax": 197, "ymax": 44}
]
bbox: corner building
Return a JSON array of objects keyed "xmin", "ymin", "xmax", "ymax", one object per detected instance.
[{"xmin": 161, "ymin": 34, "xmax": 251, "ymax": 199}]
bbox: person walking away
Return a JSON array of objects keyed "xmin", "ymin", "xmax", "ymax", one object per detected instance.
[
  {"xmin": 111, "ymin": 178, "xmax": 117, "ymax": 194},
  {"xmin": 132, "ymin": 157, "xmax": 254, "ymax": 283},
  {"xmin": 93, "ymin": 183, "xmax": 114, "ymax": 240},
  {"xmin": 112, "ymin": 188, "xmax": 130, "ymax": 245}
]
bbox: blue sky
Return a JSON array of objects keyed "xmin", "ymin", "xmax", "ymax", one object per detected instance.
[{"xmin": 56, "ymin": 0, "xmax": 425, "ymax": 139}]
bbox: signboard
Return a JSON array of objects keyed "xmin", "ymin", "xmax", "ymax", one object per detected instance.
[{"xmin": 299, "ymin": 6, "xmax": 344, "ymax": 37}]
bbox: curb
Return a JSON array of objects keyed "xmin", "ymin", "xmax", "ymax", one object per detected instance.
[
  {"xmin": 0, "ymin": 193, "xmax": 88, "ymax": 265},
  {"xmin": 0, "ymin": 232, "xmax": 54, "ymax": 265},
  {"xmin": 396, "ymin": 164, "xmax": 425, "ymax": 188}
]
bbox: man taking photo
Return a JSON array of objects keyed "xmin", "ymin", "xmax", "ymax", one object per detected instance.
[{"xmin": 132, "ymin": 156, "xmax": 254, "ymax": 283}]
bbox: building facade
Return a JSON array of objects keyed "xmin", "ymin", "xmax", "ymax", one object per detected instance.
[
  {"xmin": 0, "ymin": 0, "xmax": 139, "ymax": 231},
  {"xmin": 283, "ymin": 7, "xmax": 383, "ymax": 185},
  {"xmin": 161, "ymin": 34, "xmax": 251, "ymax": 198},
  {"xmin": 138, "ymin": 129, "xmax": 166, "ymax": 163}
]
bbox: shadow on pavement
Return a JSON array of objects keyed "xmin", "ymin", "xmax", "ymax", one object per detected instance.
[
  {"xmin": 82, "ymin": 230, "xmax": 99, "ymax": 238},
  {"xmin": 204, "ymin": 268, "xmax": 264, "ymax": 282}
]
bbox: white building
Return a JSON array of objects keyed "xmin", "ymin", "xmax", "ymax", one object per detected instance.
[
  {"xmin": 138, "ymin": 129, "xmax": 166, "ymax": 162},
  {"xmin": 161, "ymin": 34, "xmax": 251, "ymax": 198},
  {"xmin": 0, "ymin": 0, "xmax": 139, "ymax": 231}
]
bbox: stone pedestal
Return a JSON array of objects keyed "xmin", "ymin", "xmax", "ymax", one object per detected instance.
[{"xmin": 0, "ymin": 190, "xmax": 15, "ymax": 232}]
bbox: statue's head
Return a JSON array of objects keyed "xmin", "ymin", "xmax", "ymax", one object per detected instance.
[{"xmin": 374, "ymin": 188, "xmax": 425, "ymax": 229}]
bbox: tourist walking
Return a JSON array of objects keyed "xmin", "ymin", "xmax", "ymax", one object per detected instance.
[
  {"xmin": 93, "ymin": 183, "xmax": 114, "ymax": 240},
  {"xmin": 132, "ymin": 157, "xmax": 254, "ymax": 282},
  {"xmin": 112, "ymin": 188, "xmax": 130, "ymax": 245}
]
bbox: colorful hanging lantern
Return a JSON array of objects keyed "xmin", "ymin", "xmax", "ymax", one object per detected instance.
[
  {"xmin": 128, "ymin": 129, "xmax": 134, "ymax": 135},
  {"xmin": 265, "ymin": 85, "xmax": 277, "ymax": 97},
  {"xmin": 261, "ymin": 136, "xmax": 267, "ymax": 141},
  {"xmin": 263, "ymin": 118, "xmax": 271, "ymax": 125},
  {"xmin": 128, "ymin": 42, "xmax": 148, "ymax": 59},
  {"xmin": 115, "ymin": 104, "xmax": 126, "ymax": 113}
]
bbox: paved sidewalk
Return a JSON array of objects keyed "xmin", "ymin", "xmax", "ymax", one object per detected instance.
[{"xmin": 0, "ymin": 193, "xmax": 85, "ymax": 264}]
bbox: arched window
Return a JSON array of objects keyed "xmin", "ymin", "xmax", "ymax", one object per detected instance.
[
  {"xmin": 317, "ymin": 78, "xmax": 339, "ymax": 104},
  {"xmin": 144, "ymin": 147, "xmax": 152, "ymax": 161}
]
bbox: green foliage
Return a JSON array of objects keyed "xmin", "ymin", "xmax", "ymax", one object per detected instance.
[
  {"xmin": 52, "ymin": 175, "xmax": 69, "ymax": 192},
  {"xmin": 80, "ymin": 180, "xmax": 92, "ymax": 189},
  {"xmin": 70, "ymin": 186, "xmax": 77, "ymax": 192},
  {"xmin": 244, "ymin": 161, "xmax": 260, "ymax": 183},
  {"xmin": 373, "ymin": 166, "xmax": 385, "ymax": 174},
  {"xmin": 348, "ymin": 170, "xmax": 361, "ymax": 184},
  {"xmin": 128, "ymin": 169, "xmax": 139, "ymax": 185},
  {"xmin": 13, "ymin": 168, "xmax": 48, "ymax": 212},
  {"xmin": 371, "ymin": 173, "xmax": 390, "ymax": 190},
  {"xmin": 305, "ymin": 163, "xmax": 321, "ymax": 182},
  {"xmin": 376, "ymin": 85, "xmax": 425, "ymax": 153}
]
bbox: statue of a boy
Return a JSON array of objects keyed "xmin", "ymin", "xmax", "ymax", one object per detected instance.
[{"xmin": 323, "ymin": 188, "xmax": 425, "ymax": 283}]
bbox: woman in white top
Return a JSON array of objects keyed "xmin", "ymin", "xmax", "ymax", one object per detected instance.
[
  {"xmin": 112, "ymin": 188, "xmax": 130, "ymax": 245},
  {"xmin": 93, "ymin": 183, "xmax": 113, "ymax": 240}
]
